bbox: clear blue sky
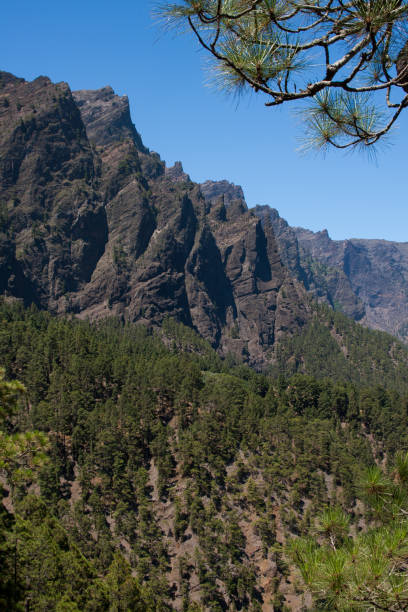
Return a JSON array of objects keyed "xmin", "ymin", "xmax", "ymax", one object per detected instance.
[{"xmin": 2, "ymin": 0, "xmax": 407, "ymax": 241}]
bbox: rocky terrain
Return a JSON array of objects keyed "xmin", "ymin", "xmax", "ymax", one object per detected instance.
[
  {"xmin": 254, "ymin": 206, "xmax": 366, "ymax": 322},
  {"xmin": 1, "ymin": 69, "xmax": 407, "ymax": 363},
  {"xmin": 193, "ymin": 182, "xmax": 408, "ymax": 343},
  {"xmin": 253, "ymin": 206, "xmax": 408, "ymax": 342},
  {"xmin": 294, "ymin": 226, "xmax": 408, "ymax": 341},
  {"xmin": 0, "ymin": 71, "xmax": 308, "ymax": 369},
  {"xmin": 2, "ymin": 70, "xmax": 408, "ymax": 612}
]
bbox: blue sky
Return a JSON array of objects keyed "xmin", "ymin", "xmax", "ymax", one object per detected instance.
[{"xmin": 2, "ymin": 0, "xmax": 407, "ymax": 241}]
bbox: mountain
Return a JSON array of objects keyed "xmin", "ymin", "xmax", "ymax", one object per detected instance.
[
  {"xmin": 254, "ymin": 206, "xmax": 366, "ymax": 322},
  {"xmin": 294, "ymin": 226, "xmax": 408, "ymax": 342},
  {"xmin": 0, "ymin": 71, "xmax": 309, "ymax": 369},
  {"xmin": 196, "ymin": 185, "xmax": 408, "ymax": 344},
  {"xmin": 253, "ymin": 206, "xmax": 408, "ymax": 343},
  {"xmin": 1, "ymin": 69, "xmax": 408, "ymax": 375},
  {"xmin": 2, "ymin": 70, "xmax": 408, "ymax": 612}
]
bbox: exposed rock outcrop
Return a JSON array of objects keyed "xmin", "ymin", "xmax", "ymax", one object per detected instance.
[
  {"xmin": 254, "ymin": 206, "xmax": 408, "ymax": 342},
  {"xmin": 72, "ymin": 86, "xmax": 147, "ymax": 151},
  {"xmin": 200, "ymin": 179, "xmax": 245, "ymax": 205},
  {"xmin": 0, "ymin": 71, "xmax": 107, "ymax": 312},
  {"xmin": 2, "ymin": 70, "xmax": 406, "ymax": 356},
  {"xmin": 255, "ymin": 206, "xmax": 366, "ymax": 322},
  {"xmin": 165, "ymin": 161, "xmax": 190, "ymax": 183},
  {"xmin": 199, "ymin": 185, "xmax": 408, "ymax": 343},
  {"xmin": 294, "ymin": 227, "xmax": 408, "ymax": 341},
  {"xmin": 0, "ymin": 71, "xmax": 309, "ymax": 368}
]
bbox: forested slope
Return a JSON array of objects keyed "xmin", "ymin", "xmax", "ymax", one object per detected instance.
[
  {"xmin": 2, "ymin": 300, "xmax": 408, "ymax": 610},
  {"xmin": 273, "ymin": 302, "xmax": 408, "ymax": 392}
]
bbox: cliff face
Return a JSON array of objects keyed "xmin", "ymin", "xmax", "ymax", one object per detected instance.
[
  {"xmin": 3, "ymin": 70, "xmax": 407, "ymax": 355},
  {"xmin": 0, "ymin": 72, "xmax": 107, "ymax": 311},
  {"xmin": 252, "ymin": 205, "xmax": 408, "ymax": 343},
  {"xmin": 72, "ymin": 86, "xmax": 147, "ymax": 150},
  {"xmin": 255, "ymin": 206, "xmax": 366, "ymax": 322},
  {"xmin": 0, "ymin": 71, "xmax": 309, "ymax": 368},
  {"xmin": 294, "ymin": 227, "xmax": 408, "ymax": 341}
]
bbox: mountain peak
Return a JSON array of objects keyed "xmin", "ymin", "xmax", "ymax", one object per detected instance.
[
  {"xmin": 0, "ymin": 71, "xmax": 26, "ymax": 86},
  {"xmin": 200, "ymin": 179, "xmax": 245, "ymax": 205},
  {"xmin": 72, "ymin": 86, "xmax": 147, "ymax": 151},
  {"xmin": 165, "ymin": 161, "xmax": 190, "ymax": 182}
]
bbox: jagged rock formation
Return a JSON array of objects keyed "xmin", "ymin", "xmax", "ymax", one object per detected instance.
[
  {"xmin": 200, "ymin": 179, "xmax": 245, "ymax": 205},
  {"xmin": 0, "ymin": 72, "xmax": 107, "ymax": 311},
  {"xmin": 0, "ymin": 71, "xmax": 309, "ymax": 368},
  {"xmin": 72, "ymin": 86, "xmax": 147, "ymax": 150},
  {"xmin": 4, "ymin": 69, "xmax": 404, "ymax": 356},
  {"xmin": 197, "ymin": 183, "xmax": 408, "ymax": 344},
  {"xmin": 255, "ymin": 206, "xmax": 408, "ymax": 342},
  {"xmin": 165, "ymin": 160, "xmax": 190, "ymax": 183},
  {"xmin": 294, "ymin": 226, "xmax": 408, "ymax": 342},
  {"xmin": 255, "ymin": 206, "xmax": 366, "ymax": 322}
]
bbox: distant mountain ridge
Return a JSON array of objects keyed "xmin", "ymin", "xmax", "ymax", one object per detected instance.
[
  {"xmin": 254, "ymin": 205, "xmax": 408, "ymax": 342},
  {"xmin": 294, "ymin": 226, "xmax": 408, "ymax": 341},
  {"xmin": 254, "ymin": 206, "xmax": 366, "ymax": 322},
  {"xmin": 196, "ymin": 181, "xmax": 408, "ymax": 343}
]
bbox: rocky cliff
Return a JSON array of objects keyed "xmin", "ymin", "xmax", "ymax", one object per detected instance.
[
  {"xmin": 294, "ymin": 226, "xmax": 408, "ymax": 341},
  {"xmin": 255, "ymin": 206, "xmax": 408, "ymax": 342},
  {"xmin": 0, "ymin": 72, "xmax": 107, "ymax": 310},
  {"xmin": 196, "ymin": 183, "xmax": 408, "ymax": 343},
  {"xmin": 254, "ymin": 206, "xmax": 366, "ymax": 322},
  {"xmin": 3, "ymin": 69, "xmax": 404, "ymax": 356},
  {"xmin": 0, "ymin": 71, "xmax": 309, "ymax": 368}
]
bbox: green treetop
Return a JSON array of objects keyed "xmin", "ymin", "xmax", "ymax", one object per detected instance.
[
  {"xmin": 0, "ymin": 367, "xmax": 48, "ymax": 491},
  {"xmin": 290, "ymin": 452, "xmax": 408, "ymax": 610}
]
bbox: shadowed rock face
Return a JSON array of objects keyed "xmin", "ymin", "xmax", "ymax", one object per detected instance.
[
  {"xmin": 0, "ymin": 71, "xmax": 309, "ymax": 368},
  {"xmin": 0, "ymin": 71, "xmax": 107, "ymax": 311},
  {"xmin": 294, "ymin": 227, "xmax": 408, "ymax": 342},
  {"xmin": 254, "ymin": 206, "xmax": 365, "ymax": 322},
  {"xmin": 251, "ymin": 205, "xmax": 408, "ymax": 343}
]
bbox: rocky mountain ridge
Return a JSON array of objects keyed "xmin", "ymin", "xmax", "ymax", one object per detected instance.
[
  {"xmin": 294, "ymin": 226, "xmax": 408, "ymax": 341},
  {"xmin": 0, "ymin": 71, "xmax": 308, "ymax": 369},
  {"xmin": 194, "ymin": 180, "xmax": 408, "ymax": 343},
  {"xmin": 254, "ymin": 206, "xmax": 366, "ymax": 322},
  {"xmin": 1, "ymin": 68, "xmax": 406, "ymax": 365},
  {"xmin": 254, "ymin": 205, "xmax": 408, "ymax": 342}
]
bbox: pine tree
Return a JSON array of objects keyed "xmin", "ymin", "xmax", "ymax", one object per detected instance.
[
  {"xmin": 157, "ymin": 0, "xmax": 408, "ymax": 152},
  {"xmin": 290, "ymin": 452, "xmax": 408, "ymax": 610}
]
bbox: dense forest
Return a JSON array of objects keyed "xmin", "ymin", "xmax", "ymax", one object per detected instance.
[
  {"xmin": 273, "ymin": 301, "xmax": 408, "ymax": 392},
  {"xmin": 1, "ymin": 299, "xmax": 408, "ymax": 610}
]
